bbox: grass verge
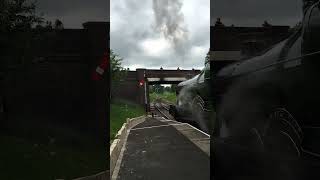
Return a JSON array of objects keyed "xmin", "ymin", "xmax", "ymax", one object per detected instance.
[
  {"xmin": 150, "ymin": 91, "xmax": 176, "ymax": 103},
  {"xmin": 110, "ymin": 99, "xmax": 145, "ymax": 141},
  {"xmin": 0, "ymin": 131, "xmax": 106, "ymax": 180}
]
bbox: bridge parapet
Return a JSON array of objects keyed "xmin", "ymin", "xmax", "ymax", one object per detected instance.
[
  {"xmin": 112, "ymin": 68, "xmax": 201, "ymax": 111},
  {"xmin": 145, "ymin": 69, "xmax": 200, "ymax": 79}
]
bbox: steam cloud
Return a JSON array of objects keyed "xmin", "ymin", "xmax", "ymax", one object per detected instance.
[{"xmin": 152, "ymin": 0, "xmax": 189, "ymax": 57}]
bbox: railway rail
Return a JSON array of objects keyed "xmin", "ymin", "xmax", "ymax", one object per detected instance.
[
  {"xmin": 152, "ymin": 99, "xmax": 174, "ymax": 119},
  {"xmin": 151, "ymin": 99, "xmax": 207, "ymax": 135}
]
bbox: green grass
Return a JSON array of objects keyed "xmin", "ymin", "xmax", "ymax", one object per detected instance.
[
  {"xmin": 0, "ymin": 99, "xmax": 145, "ymax": 179},
  {"xmin": 150, "ymin": 91, "xmax": 177, "ymax": 103},
  {"xmin": 110, "ymin": 99, "xmax": 145, "ymax": 141},
  {"xmin": 0, "ymin": 115, "xmax": 107, "ymax": 180},
  {"xmin": 0, "ymin": 134, "xmax": 106, "ymax": 180}
]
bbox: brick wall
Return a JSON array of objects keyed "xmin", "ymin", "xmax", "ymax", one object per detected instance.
[{"xmin": 1, "ymin": 22, "xmax": 110, "ymax": 144}]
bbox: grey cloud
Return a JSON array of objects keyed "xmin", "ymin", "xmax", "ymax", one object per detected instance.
[
  {"xmin": 126, "ymin": 40, "xmax": 208, "ymax": 69},
  {"xmin": 111, "ymin": 28, "xmax": 152, "ymax": 61},
  {"xmin": 152, "ymin": 0, "xmax": 190, "ymax": 57},
  {"xmin": 111, "ymin": 1, "xmax": 155, "ymax": 63},
  {"xmin": 111, "ymin": 0, "xmax": 210, "ymax": 70},
  {"xmin": 189, "ymin": 26, "xmax": 210, "ymax": 47},
  {"xmin": 126, "ymin": 51, "xmax": 205, "ymax": 69},
  {"xmin": 36, "ymin": 0, "xmax": 109, "ymax": 28},
  {"xmin": 211, "ymin": 0, "xmax": 303, "ymax": 27}
]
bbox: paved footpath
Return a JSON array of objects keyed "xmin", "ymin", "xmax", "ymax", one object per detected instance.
[{"xmin": 113, "ymin": 117, "xmax": 210, "ymax": 180}]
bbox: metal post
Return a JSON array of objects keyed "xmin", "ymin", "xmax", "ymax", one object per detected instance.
[{"xmin": 144, "ymin": 71, "xmax": 148, "ymax": 112}]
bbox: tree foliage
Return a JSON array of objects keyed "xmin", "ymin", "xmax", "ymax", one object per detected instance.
[
  {"xmin": 205, "ymin": 51, "xmax": 210, "ymax": 63},
  {"xmin": 54, "ymin": 19, "xmax": 63, "ymax": 30},
  {"xmin": 164, "ymin": 86, "xmax": 171, "ymax": 92},
  {"xmin": 171, "ymin": 84, "xmax": 177, "ymax": 93},
  {"xmin": 215, "ymin": 18, "xmax": 224, "ymax": 27},
  {"xmin": 1, "ymin": 0, "xmax": 45, "ymax": 122},
  {"xmin": 110, "ymin": 49, "xmax": 127, "ymax": 85},
  {"xmin": 153, "ymin": 84, "xmax": 164, "ymax": 94},
  {"xmin": 0, "ymin": 0, "xmax": 43, "ymax": 32},
  {"xmin": 151, "ymin": 84, "xmax": 176, "ymax": 94},
  {"xmin": 0, "ymin": 0, "xmax": 45, "ymax": 71}
]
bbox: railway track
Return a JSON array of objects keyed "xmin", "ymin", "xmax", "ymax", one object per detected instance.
[
  {"xmin": 152, "ymin": 100, "xmax": 174, "ymax": 119},
  {"xmin": 151, "ymin": 99, "xmax": 211, "ymax": 137}
]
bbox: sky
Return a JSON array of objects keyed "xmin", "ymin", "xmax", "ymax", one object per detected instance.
[
  {"xmin": 35, "ymin": 0, "xmax": 304, "ymax": 70},
  {"xmin": 211, "ymin": 0, "xmax": 303, "ymax": 27},
  {"xmin": 111, "ymin": 0, "xmax": 210, "ymax": 70},
  {"xmin": 35, "ymin": 0, "xmax": 109, "ymax": 28}
]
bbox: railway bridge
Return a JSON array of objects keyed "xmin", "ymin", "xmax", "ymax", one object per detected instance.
[{"xmin": 112, "ymin": 68, "xmax": 200, "ymax": 111}]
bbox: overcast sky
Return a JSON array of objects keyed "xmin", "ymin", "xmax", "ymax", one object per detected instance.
[
  {"xmin": 111, "ymin": 0, "xmax": 210, "ymax": 70},
  {"xmin": 211, "ymin": 0, "xmax": 303, "ymax": 27},
  {"xmin": 35, "ymin": 0, "xmax": 303, "ymax": 70},
  {"xmin": 36, "ymin": 0, "xmax": 109, "ymax": 28}
]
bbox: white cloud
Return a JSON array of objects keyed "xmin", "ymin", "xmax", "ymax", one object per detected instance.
[
  {"xmin": 139, "ymin": 37, "xmax": 172, "ymax": 57},
  {"xmin": 111, "ymin": 0, "xmax": 210, "ymax": 70},
  {"xmin": 191, "ymin": 46, "xmax": 207, "ymax": 57}
]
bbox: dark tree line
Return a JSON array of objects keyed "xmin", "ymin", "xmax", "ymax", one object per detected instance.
[
  {"xmin": 0, "ymin": 0, "xmax": 64, "ymax": 126},
  {"xmin": 149, "ymin": 84, "xmax": 177, "ymax": 94}
]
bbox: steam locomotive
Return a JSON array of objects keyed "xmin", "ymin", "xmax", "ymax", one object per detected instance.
[
  {"xmin": 212, "ymin": 1, "xmax": 320, "ymax": 178},
  {"xmin": 170, "ymin": 0, "xmax": 320, "ymax": 178},
  {"xmin": 213, "ymin": 0, "xmax": 320, "ymax": 155},
  {"xmin": 169, "ymin": 58, "xmax": 212, "ymax": 134}
]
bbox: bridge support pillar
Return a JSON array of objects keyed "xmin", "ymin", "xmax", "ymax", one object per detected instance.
[
  {"xmin": 136, "ymin": 69, "xmax": 147, "ymax": 112},
  {"xmin": 145, "ymin": 79, "xmax": 150, "ymax": 112},
  {"xmin": 83, "ymin": 21, "xmax": 109, "ymax": 143}
]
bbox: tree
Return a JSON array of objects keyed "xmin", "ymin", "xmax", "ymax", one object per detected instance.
[
  {"xmin": 110, "ymin": 49, "xmax": 126, "ymax": 83},
  {"xmin": 0, "ymin": 0, "xmax": 43, "ymax": 125},
  {"xmin": 1, "ymin": 0, "xmax": 44, "ymax": 69},
  {"xmin": 262, "ymin": 20, "xmax": 272, "ymax": 27},
  {"xmin": 149, "ymin": 85, "xmax": 155, "ymax": 93},
  {"xmin": 205, "ymin": 51, "xmax": 210, "ymax": 63},
  {"xmin": 215, "ymin": 18, "xmax": 225, "ymax": 27},
  {"xmin": 110, "ymin": 50, "xmax": 127, "ymax": 99},
  {"xmin": 34, "ymin": 20, "xmax": 53, "ymax": 31},
  {"xmin": 164, "ymin": 86, "xmax": 171, "ymax": 92},
  {"xmin": 0, "ymin": 0, "xmax": 45, "ymax": 70},
  {"xmin": 171, "ymin": 84, "xmax": 177, "ymax": 93},
  {"xmin": 54, "ymin": 19, "xmax": 63, "ymax": 30},
  {"xmin": 153, "ymin": 84, "xmax": 164, "ymax": 94},
  {"xmin": 0, "ymin": 0, "xmax": 43, "ymax": 32}
]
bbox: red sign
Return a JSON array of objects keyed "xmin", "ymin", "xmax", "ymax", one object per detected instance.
[
  {"xmin": 139, "ymin": 80, "xmax": 144, "ymax": 86},
  {"xmin": 92, "ymin": 51, "xmax": 109, "ymax": 81}
]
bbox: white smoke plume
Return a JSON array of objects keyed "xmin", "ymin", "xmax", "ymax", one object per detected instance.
[{"xmin": 152, "ymin": 0, "xmax": 189, "ymax": 57}]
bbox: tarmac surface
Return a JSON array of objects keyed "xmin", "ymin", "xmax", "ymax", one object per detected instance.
[{"xmin": 115, "ymin": 117, "xmax": 210, "ymax": 180}]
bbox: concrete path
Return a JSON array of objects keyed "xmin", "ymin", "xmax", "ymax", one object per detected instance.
[
  {"xmin": 113, "ymin": 117, "xmax": 210, "ymax": 180},
  {"xmin": 72, "ymin": 171, "xmax": 109, "ymax": 180}
]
